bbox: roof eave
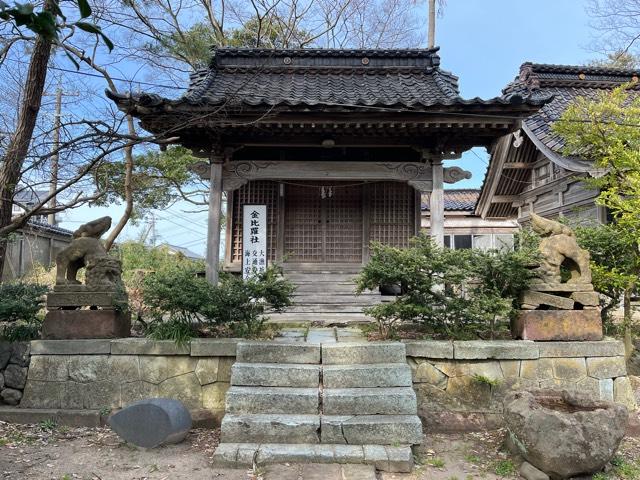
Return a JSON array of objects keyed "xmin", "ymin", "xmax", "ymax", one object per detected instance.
[{"xmin": 521, "ymin": 122, "xmax": 603, "ymax": 175}]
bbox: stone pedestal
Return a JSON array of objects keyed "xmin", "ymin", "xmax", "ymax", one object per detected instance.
[
  {"xmin": 42, "ymin": 310, "xmax": 131, "ymax": 340},
  {"xmin": 512, "ymin": 310, "xmax": 603, "ymax": 341}
]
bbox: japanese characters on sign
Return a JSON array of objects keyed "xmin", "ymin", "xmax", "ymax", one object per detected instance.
[{"xmin": 242, "ymin": 205, "xmax": 268, "ymax": 279}]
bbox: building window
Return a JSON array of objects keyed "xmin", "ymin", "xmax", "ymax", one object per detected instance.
[
  {"xmin": 453, "ymin": 235, "xmax": 472, "ymax": 249},
  {"xmin": 495, "ymin": 234, "xmax": 514, "ymax": 250},
  {"xmin": 472, "ymin": 234, "xmax": 492, "ymax": 251},
  {"xmin": 445, "ymin": 234, "xmax": 514, "ymax": 251},
  {"xmin": 534, "ymin": 163, "xmax": 550, "ymax": 187}
]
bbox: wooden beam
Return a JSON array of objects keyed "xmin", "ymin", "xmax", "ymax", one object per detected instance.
[
  {"xmin": 206, "ymin": 153, "xmax": 224, "ymax": 285},
  {"xmin": 430, "ymin": 158, "xmax": 445, "ymax": 246},
  {"xmin": 503, "ymin": 162, "xmax": 533, "ymax": 169},
  {"xmin": 491, "ymin": 195, "xmax": 519, "ymax": 204}
]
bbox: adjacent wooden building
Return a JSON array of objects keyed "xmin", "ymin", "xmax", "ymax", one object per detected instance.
[
  {"xmin": 477, "ymin": 63, "xmax": 639, "ymax": 224},
  {"xmin": 109, "ymin": 48, "xmax": 545, "ymax": 282}
]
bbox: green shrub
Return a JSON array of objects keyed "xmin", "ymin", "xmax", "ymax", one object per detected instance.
[
  {"xmin": 145, "ymin": 318, "xmax": 197, "ymax": 345},
  {"xmin": 356, "ymin": 235, "xmax": 537, "ymax": 339},
  {"xmin": 0, "ymin": 282, "xmax": 48, "ymax": 323},
  {"xmin": 142, "ymin": 264, "xmax": 294, "ymax": 341},
  {"xmin": 494, "ymin": 459, "xmax": 516, "ymax": 477},
  {"xmin": 1, "ymin": 318, "xmax": 43, "ymax": 341},
  {"xmin": 142, "ymin": 263, "xmax": 215, "ymax": 324}
]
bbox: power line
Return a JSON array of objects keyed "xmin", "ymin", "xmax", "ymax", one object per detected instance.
[{"xmin": 3, "ymin": 57, "xmax": 183, "ymax": 90}]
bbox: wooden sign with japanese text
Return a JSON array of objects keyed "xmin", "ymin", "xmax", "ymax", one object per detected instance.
[{"xmin": 242, "ymin": 205, "xmax": 267, "ymax": 279}]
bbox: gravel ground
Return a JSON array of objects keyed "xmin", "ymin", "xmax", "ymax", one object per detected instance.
[{"xmin": 0, "ymin": 421, "xmax": 639, "ymax": 480}]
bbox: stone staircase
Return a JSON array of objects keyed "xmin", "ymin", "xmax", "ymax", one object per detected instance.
[
  {"xmin": 268, "ymin": 271, "xmax": 383, "ymax": 324},
  {"xmin": 213, "ymin": 341, "xmax": 422, "ymax": 473}
]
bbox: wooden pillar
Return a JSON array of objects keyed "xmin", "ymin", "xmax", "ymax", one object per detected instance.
[
  {"xmin": 430, "ymin": 158, "xmax": 445, "ymax": 246},
  {"xmin": 206, "ymin": 151, "xmax": 224, "ymax": 285}
]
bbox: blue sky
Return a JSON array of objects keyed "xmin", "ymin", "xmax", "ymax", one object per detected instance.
[{"xmin": 58, "ymin": 0, "xmax": 597, "ymax": 255}]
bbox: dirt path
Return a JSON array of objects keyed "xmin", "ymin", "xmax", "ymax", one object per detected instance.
[{"xmin": 1, "ymin": 421, "xmax": 639, "ymax": 480}]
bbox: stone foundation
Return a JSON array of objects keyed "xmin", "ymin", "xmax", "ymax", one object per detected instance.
[
  {"xmin": 42, "ymin": 310, "xmax": 131, "ymax": 339},
  {"xmin": 21, "ymin": 338, "xmax": 239, "ymax": 423},
  {"xmin": 405, "ymin": 339, "xmax": 636, "ymax": 432},
  {"xmin": 0, "ymin": 342, "xmax": 30, "ymax": 405},
  {"xmin": 512, "ymin": 310, "xmax": 603, "ymax": 341},
  {"xmin": 13, "ymin": 338, "xmax": 638, "ymax": 432}
]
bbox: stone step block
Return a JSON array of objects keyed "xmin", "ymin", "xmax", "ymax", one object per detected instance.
[
  {"xmin": 285, "ymin": 273, "xmax": 358, "ymax": 283},
  {"xmin": 266, "ymin": 312, "xmax": 375, "ymax": 324},
  {"xmin": 236, "ymin": 342, "xmax": 321, "ymax": 364},
  {"xmin": 221, "ymin": 414, "xmax": 320, "ymax": 443},
  {"xmin": 225, "ymin": 386, "xmax": 319, "ymax": 414},
  {"xmin": 322, "ymin": 363, "xmax": 412, "ymax": 388},
  {"xmin": 212, "ymin": 443, "xmax": 413, "ymax": 473},
  {"xmin": 286, "ymin": 305, "xmax": 368, "ymax": 313},
  {"xmin": 322, "ymin": 342, "xmax": 406, "ymax": 365},
  {"xmin": 231, "ymin": 363, "xmax": 320, "ymax": 387},
  {"xmin": 291, "ymin": 295, "xmax": 381, "ymax": 304},
  {"xmin": 293, "ymin": 283, "xmax": 360, "ymax": 293},
  {"xmin": 321, "ymin": 415, "xmax": 423, "ymax": 445},
  {"xmin": 322, "ymin": 387, "xmax": 417, "ymax": 415}
]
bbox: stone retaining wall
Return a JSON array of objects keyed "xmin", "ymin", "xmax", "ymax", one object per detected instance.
[
  {"xmin": 17, "ymin": 338, "xmax": 638, "ymax": 432},
  {"xmin": 0, "ymin": 342, "xmax": 30, "ymax": 405},
  {"xmin": 405, "ymin": 339, "xmax": 637, "ymax": 432},
  {"xmin": 20, "ymin": 338, "xmax": 238, "ymax": 422}
]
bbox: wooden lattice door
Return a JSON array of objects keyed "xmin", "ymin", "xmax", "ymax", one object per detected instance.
[
  {"xmin": 283, "ymin": 184, "xmax": 323, "ymax": 262},
  {"xmin": 325, "ymin": 185, "xmax": 362, "ymax": 262},
  {"xmin": 369, "ymin": 181, "xmax": 416, "ymax": 248},
  {"xmin": 284, "ymin": 182, "xmax": 363, "ymax": 263}
]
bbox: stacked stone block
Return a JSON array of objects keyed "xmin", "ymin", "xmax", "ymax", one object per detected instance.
[
  {"xmin": 19, "ymin": 339, "xmax": 237, "ymax": 421},
  {"xmin": 214, "ymin": 341, "xmax": 422, "ymax": 472},
  {"xmin": 9, "ymin": 337, "xmax": 636, "ymax": 437},
  {"xmin": 405, "ymin": 339, "xmax": 636, "ymax": 432},
  {"xmin": 0, "ymin": 342, "xmax": 30, "ymax": 405}
]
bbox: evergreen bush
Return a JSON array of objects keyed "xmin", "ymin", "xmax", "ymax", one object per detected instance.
[
  {"xmin": 142, "ymin": 263, "xmax": 293, "ymax": 341},
  {"xmin": 356, "ymin": 234, "xmax": 538, "ymax": 339},
  {"xmin": 0, "ymin": 282, "xmax": 48, "ymax": 341}
]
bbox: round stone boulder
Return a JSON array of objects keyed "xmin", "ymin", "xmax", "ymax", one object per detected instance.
[
  {"xmin": 504, "ymin": 389, "xmax": 628, "ymax": 479},
  {"xmin": 108, "ymin": 398, "xmax": 192, "ymax": 448}
]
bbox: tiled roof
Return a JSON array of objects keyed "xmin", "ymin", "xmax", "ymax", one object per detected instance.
[
  {"xmin": 161, "ymin": 243, "xmax": 204, "ymax": 260},
  {"xmin": 13, "ymin": 189, "xmax": 49, "ymax": 206},
  {"xmin": 503, "ymin": 63, "xmax": 640, "ymax": 155},
  {"xmin": 23, "ymin": 219, "xmax": 73, "ymax": 237},
  {"xmin": 109, "ymin": 48, "xmax": 547, "ymax": 112},
  {"xmin": 182, "ymin": 47, "xmax": 463, "ymax": 108},
  {"xmin": 422, "ymin": 189, "xmax": 480, "ymax": 212}
]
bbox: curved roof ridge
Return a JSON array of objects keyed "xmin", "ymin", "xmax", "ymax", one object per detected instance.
[
  {"xmin": 211, "ymin": 47, "xmax": 441, "ymax": 57},
  {"xmin": 431, "ymin": 68, "xmax": 460, "ymax": 98},
  {"xmin": 522, "ymin": 61, "xmax": 640, "ymax": 76}
]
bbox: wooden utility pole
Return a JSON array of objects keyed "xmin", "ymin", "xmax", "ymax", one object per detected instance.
[
  {"xmin": 47, "ymin": 87, "xmax": 62, "ymax": 226},
  {"xmin": 45, "ymin": 86, "xmax": 78, "ymax": 226},
  {"xmin": 428, "ymin": 0, "xmax": 436, "ymax": 48}
]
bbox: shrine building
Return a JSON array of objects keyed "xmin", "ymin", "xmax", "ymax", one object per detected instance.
[{"xmin": 108, "ymin": 48, "xmax": 546, "ymax": 283}]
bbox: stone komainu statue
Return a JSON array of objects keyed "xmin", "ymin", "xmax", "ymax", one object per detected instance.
[
  {"xmin": 530, "ymin": 213, "xmax": 592, "ymax": 285},
  {"xmin": 55, "ymin": 216, "xmax": 123, "ymax": 290}
]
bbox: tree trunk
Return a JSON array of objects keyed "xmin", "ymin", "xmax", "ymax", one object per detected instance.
[
  {"xmin": 104, "ymin": 114, "xmax": 136, "ymax": 251},
  {"xmin": 0, "ymin": 22, "xmax": 54, "ymax": 281}
]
